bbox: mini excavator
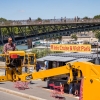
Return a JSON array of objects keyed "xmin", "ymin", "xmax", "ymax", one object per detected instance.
[{"xmin": 0, "ymin": 51, "xmax": 100, "ymax": 100}]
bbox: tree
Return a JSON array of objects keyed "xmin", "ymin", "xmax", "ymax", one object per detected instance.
[
  {"xmin": 95, "ymin": 31, "xmax": 100, "ymax": 41},
  {"xmin": 36, "ymin": 17, "xmax": 42, "ymax": 21},
  {"xmin": 94, "ymin": 15, "xmax": 100, "ymax": 19},
  {"xmin": 31, "ymin": 49, "xmax": 39, "ymax": 58},
  {"xmin": 83, "ymin": 16, "xmax": 89, "ymax": 19},
  {"xmin": 31, "ymin": 48, "xmax": 63, "ymax": 58},
  {"xmin": 0, "ymin": 17, "xmax": 7, "ymax": 22},
  {"xmin": 71, "ymin": 34, "xmax": 77, "ymax": 40},
  {"xmin": 57, "ymin": 36, "xmax": 62, "ymax": 41}
]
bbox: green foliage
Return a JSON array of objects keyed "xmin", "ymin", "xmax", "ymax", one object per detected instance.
[
  {"xmin": 31, "ymin": 48, "xmax": 63, "ymax": 58},
  {"xmin": 36, "ymin": 17, "xmax": 42, "ymax": 21},
  {"xmin": 83, "ymin": 15, "xmax": 100, "ymax": 19},
  {"xmin": 95, "ymin": 31, "xmax": 100, "ymax": 40},
  {"xmin": 83, "ymin": 16, "xmax": 89, "ymax": 19},
  {"xmin": 0, "ymin": 18, "xmax": 7, "ymax": 22},
  {"xmin": 71, "ymin": 34, "xmax": 77, "ymax": 40},
  {"xmin": 31, "ymin": 48, "xmax": 47, "ymax": 58},
  {"xmin": 53, "ymin": 36, "xmax": 62, "ymax": 41},
  {"xmin": 94, "ymin": 15, "xmax": 100, "ymax": 19}
]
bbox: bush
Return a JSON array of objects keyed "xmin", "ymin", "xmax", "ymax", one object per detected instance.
[{"xmin": 31, "ymin": 48, "xmax": 63, "ymax": 58}]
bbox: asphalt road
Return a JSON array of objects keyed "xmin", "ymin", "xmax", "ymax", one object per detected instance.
[
  {"xmin": 0, "ymin": 80, "xmax": 78, "ymax": 100},
  {"xmin": 0, "ymin": 91, "xmax": 29, "ymax": 100}
]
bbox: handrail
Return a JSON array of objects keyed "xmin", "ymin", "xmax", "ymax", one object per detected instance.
[{"xmin": 0, "ymin": 18, "xmax": 100, "ymax": 26}]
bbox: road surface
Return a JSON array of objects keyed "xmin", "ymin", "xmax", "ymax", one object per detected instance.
[
  {"xmin": 0, "ymin": 80, "xmax": 78, "ymax": 100},
  {"xmin": 0, "ymin": 91, "xmax": 29, "ymax": 100}
]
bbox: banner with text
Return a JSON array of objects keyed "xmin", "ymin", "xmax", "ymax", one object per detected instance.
[{"xmin": 50, "ymin": 44, "xmax": 91, "ymax": 52}]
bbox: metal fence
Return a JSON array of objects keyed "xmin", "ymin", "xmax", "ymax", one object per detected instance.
[{"xmin": 0, "ymin": 18, "xmax": 100, "ymax": 26}]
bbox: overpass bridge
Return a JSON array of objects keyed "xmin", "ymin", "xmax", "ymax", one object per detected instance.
[{"xmin": 0, "ymin": 18, "xmax": 100, "ymax": 45}]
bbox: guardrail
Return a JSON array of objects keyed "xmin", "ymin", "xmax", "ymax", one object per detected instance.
[{"xmin": 0, "ymin": 18, "xmax": 100, "ymax": 26}]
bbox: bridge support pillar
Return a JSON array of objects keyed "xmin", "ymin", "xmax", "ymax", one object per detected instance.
[{"xmin": 27, "ymin": 39, "xmax": 32, "ymax": 49}]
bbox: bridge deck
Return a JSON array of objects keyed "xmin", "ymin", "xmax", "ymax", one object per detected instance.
[{"xmin": 0, "ymin": 19, "xmax": 100, "ymax": 27}]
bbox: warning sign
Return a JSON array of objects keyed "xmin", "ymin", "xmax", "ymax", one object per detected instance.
[{"xmin": 50, "ymin": 44, "xmax": 91, "ymax": 52}]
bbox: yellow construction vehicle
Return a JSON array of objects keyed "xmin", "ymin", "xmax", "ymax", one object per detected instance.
[
  {"xmin": 18, "ymin": 60, "xmax": 100, "ymax": 100},
  {"xmin": 0, "ymin": 51, "xmax": 100, "ymax": 100},
  {"xmin": 0, "ymin": 51, "xmax": 36, "ymax": 82}
]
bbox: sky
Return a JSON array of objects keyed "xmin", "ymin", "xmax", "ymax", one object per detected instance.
[{"xmin": 0, "ymin": 0, "xmax": 100, "ymax": 20}]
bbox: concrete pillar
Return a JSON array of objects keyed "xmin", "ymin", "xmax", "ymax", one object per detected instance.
[{"xmin": 27, "ymin": 39, "xmax": 32, "ymax": 49}]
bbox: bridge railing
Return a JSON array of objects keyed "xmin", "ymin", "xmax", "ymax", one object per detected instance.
[{"xmin": 0, "ymin": 18, "xmax": 100, "ymax": 26}]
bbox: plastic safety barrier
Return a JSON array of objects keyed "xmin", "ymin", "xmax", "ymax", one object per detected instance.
[
  {"xmin": 14, "ymin": 81, "xmax": 29, "ymax": 90},
  {"xmin": 49, "ymin": 83, "xmax": 65, "ymax": 100}
]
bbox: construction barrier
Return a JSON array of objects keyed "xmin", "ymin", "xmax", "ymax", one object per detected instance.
[
  {"xmin": 14, "ymin": 81, "xmax": 29, "ymax": 90},
  {"xmin": 49, "ymin": 83, "xmax": 65, "ymax": 100}
]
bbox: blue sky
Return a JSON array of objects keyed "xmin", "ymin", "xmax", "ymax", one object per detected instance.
[{"xmin": 0, "ymin": 0, "xmax": 100, "ymax": 20}]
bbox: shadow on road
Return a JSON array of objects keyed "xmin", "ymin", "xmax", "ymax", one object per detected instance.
[
  {"xmin": 55, "ymin": 96, "xmax": 66, "ymax": 100},
  {"xmin": 30, "ymin": 82, "xmax": 35, "ymax": 84},
  {"xmin": 0, "ymin": 83, "xmax": 5, "ymax": 84}
]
